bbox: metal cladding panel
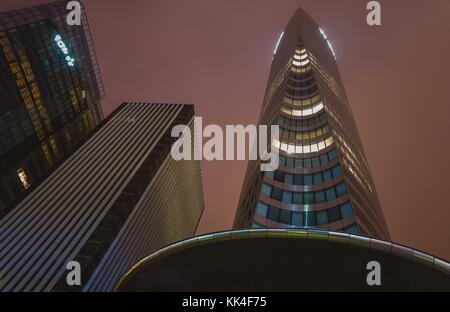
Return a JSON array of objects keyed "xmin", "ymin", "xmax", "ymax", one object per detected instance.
[
  {"xmin": 84, "ymin": 119, "xmax": 203, "ymax": 291},
  {"xmin": 234, "ymin": 7, "xmax": 390, "ymax": 240},
  {"xmin": 0, "ymin": 102, "xmax": 192, "ymax": 291}
]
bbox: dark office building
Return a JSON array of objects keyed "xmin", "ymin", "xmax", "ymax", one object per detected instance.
[
  {"xmin": 0, "ymin": 102, "xmax": 204, "ymax": 292},
  {"xmin": 0, "ymin": 1, "xmax": 104, "ymax": 219},
  {"xmin": 234, "ymin": 7, "xmax": 390, "ymax": 240},
  {"xmin": 115, "ymin": 229, "xmax": 450, "ymax": 292}
]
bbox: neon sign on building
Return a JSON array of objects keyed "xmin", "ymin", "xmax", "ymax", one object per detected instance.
[{"xmin": 53, "ymin": 33, "xmax": 76, "ymax": 67}]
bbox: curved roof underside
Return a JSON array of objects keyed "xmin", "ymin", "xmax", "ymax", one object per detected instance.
[{"xmin": 115, "ymin": 229, "xmax": 450, "ymax": 291}]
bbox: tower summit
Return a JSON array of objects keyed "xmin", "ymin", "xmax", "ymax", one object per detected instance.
[{"xmin": 233, "ymin": 7, "xmax": 390, "ymax": 240}]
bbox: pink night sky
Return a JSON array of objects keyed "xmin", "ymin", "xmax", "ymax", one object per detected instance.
[{"xmin": 2, "ymin": 0, "xmax": 450, "ymax": 260}]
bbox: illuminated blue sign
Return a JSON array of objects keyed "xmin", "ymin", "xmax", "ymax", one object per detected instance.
[{"xmin": 53, "ymin": 33, "xmax": 76, "ymax": 67}]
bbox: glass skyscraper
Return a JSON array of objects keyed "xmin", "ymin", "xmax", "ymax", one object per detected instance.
[
  {"xmin": 234, "ymin": 7, "xmax": 390, "ymax": 240},
  {"xmin": 0, "ymin": 102, "xmax": 204, "ymax": 292},
  {"xmin": 0, "ymin": 1, "xmax": 104, "ymax": 219}
]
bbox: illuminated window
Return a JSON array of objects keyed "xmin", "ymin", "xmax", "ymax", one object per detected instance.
[
  {"xmin": 292, "ymin": 59, "xmax": 310, "ymax": 66},
  {"xmin": 281, "ymin": 102, "xmax": 324, "ymax": 117},
  {"xmin": 41, "ymin": 143, "xmax": 53, "ymax": 166},
  {"xmin": 290, "ymin": 65, "xmax": 311, "ymax": 73},
  {"xmin": 280, "ymin": 125, "xmax": 329, "ymax": 142},
  {"xmin": 283, "ymin": 96, "xmax": 321, "ymax": 107},
  {"xmin": 17, "ymin": 168, "xmax": 30, "ymax": 189},
  {"xmin": 293, "ymin": 53, "xmax": 308, "ymax": 61},
  {"xmin": 49, "ymin": 136, "xmax": 60, "ymax": 159},
  {"xmin": 272, "ymin": 135, "xmax": 334, "ymax": 155}
]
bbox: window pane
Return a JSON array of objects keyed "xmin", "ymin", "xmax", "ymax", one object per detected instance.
[
  {"xmin": 265, "ymin": 171, "xmax": 275, "ymax": 179},
  {"xmin": 332, "ymin": 165, "xmax": 342, "ymax": 178},
  {"xmin": 268, "ymin": 206, "xmax": 280, "ymax": 221},
  {"xmin": 313, "ymin": 172, "xmax": 323, "ymax": 184},
  {"xmin": 328, "ymin": 149, "xmax": 337, "ymax": 160},
  {"xmin": 325, "ymin": 187, "xmax": 336, "ymax": 201},
  {"xmin": 305, "ymin": 211, "xmax": 316, "ymax": 226},
  {"xmin": 323, "ymin": 170, "xmax": 332, "ymax": 182},
  {"xmin": 316, "ymin": 210, "xmax": 328, "ymax": 225},
  {"xmin": 312, "ymin": 157, "xmax": 320, "ymax": 167},
  {"xmin": 327, "ymin": 206, "xmax": 341, "ymax": 223},
  {"xmin": 274, "ymin": 170, "xmax": 285, "ymax": 182},
  {"xmin": 304, "ymin": 174, "xmax": 313, "ymax": 185},
  {"xmin": 282, "ymin": 191, "xmax": 292, "ymax": 203},
  {"xmin": 315, "ymin": 190, "xmax": 325, "ymax": 203},
  {"xmin": 284, "ymin": 173, "xmax": 293, "ymax": 184},
  {"xmin": 304, "ymin": 192, "xmax": 314, "ymax": 204},
  {"xmin": 292, "ymin": 211, "xmax": 304, "ymax": 226},
  {"xmin": 293, "ymin": 192, "xmax": 303, "ymax": 204},
  {"xmin": 256, "ymin": 202, "xmax": 268, "ymax": 217},
  {"xmin": 287, "ymin": 157, "xmax": 294, "ymax": 168},
  {"xmin": 344, "ymin": 224, "xmax": 359, "ymax": 235},
  {"xmin": 303, "ymin": 158, "xmax": 312, "ymax": 168},
  {"xmin": 279, "ymin": 155, "xmax": 286, "ymax": 166},
  {"xmin": 272, "ymin": 187, "xmax": 283, "ymax": 201},
  {"xmin": 294, "ymin": 174, "xmax": 303, "ymax": 185},
  {"xmin": 320, "ymin": 154, "xmax": 328, "ymax": 165},
  {"xmin": 280, "ymin": 209, "xmax": 292, "ymax": 224},
  {"xmin": 340, "ymin": 202, "xmax": 353, "ymax": 218},
  {"xmin": 336, "ymin": 182, "xmax": 348, "ymax": 196},
  {"xmin": 261, "ymin": 184, "xmax": 272, "ymax": 197}
]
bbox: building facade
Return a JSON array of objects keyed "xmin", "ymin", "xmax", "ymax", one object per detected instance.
[
  {"xmin": 0, "ymin": 102, "xmax": 204, "ymax": 292},
  {"xmin": 234, "ymin": 7, "xmax": 390, "ymax": 240},
  {"xmin": 0, "ymin": 1, "xmax": 104, "ymax": 219}
]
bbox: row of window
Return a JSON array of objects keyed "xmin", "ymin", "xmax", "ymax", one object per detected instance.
[
  {"xmin": 289, "ymin": 69, "xmax": 313, "ymax": 81},
  {"xmin": 290, "ymin": 65, "xmax": 311, "ymax": 74},
  {"xmin": 278, "ymin": 111, "xmax": 326, "ymax": 128},
  {"xmin": 255, "ymin": 200, "xmax": 354, "ymax": 227},
  {"xmin": 265, "ymin": 164, "xmax": 343, "ymax": 186},
  {"xmin": 273, "ymin": 135, "xmax": 333, "ymax": 154},
  {"xmin": 279, "ymin": 124, "xmax": 329, "ymax": 141},
  {"xmin": 292, "ymin": 58, "xmax": 310, "ymax": 67},
  {"xmin": 261, "ymin": 181, "xmax": 348, "ymax": 205},
  {"xmin": 292, "ymin": 50, "xmax": 310, "ymax": 67},
  {"xmin": 278, "ymin": 148, "xmax": 338, "ymax": 169},
  {"xmin": 293, "ymin": 50, "xmax": 307, "ymax": 60},
  {"xmin": 285, "ymin": 84, "xmax": 318, "ymax": 98},
  {"xmin": 281, "ymin": 102, "xmax": 324, "ymax": 117},
  {"xmin": 250, "ymin": 221, "xmax": 360, "ymax": 235},
  {"xmin": 287, "ymin": 76, "xmax": 315, "ymax": 89},
  {"xmin": 283, "ymin": 94, "xmax": 321, "ymax": 107}
]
